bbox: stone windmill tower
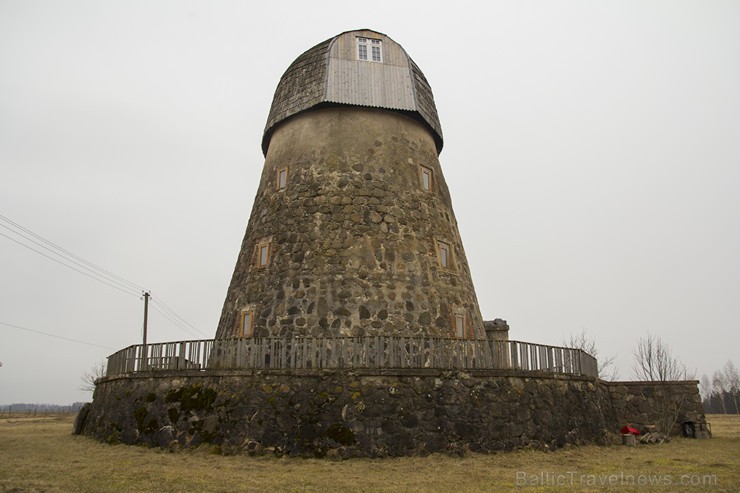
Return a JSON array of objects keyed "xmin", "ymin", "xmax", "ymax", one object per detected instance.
[
  {"xmin": 84, "ymin": 29, "xmax": 704, "ymax": 459},
  {"xmin": 215, "ymin": 29, "xmax": 485, "ymax": 341}
]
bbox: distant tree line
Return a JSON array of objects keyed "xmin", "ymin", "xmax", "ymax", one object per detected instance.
[
  {"xmin": 700, "ymin": 361, "xmax": 739, "ymax": 414},
  {"xmin": 1, "ymin": 402, "xmax": 87, "ymax": 414}
]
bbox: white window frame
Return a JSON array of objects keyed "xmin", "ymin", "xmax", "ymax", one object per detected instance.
[{"xmin": 357, "ymin": 37, "xmax": 383, "ymax": 63}]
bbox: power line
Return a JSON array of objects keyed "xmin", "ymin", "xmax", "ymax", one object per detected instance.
[
  {"xmin": 0, "ymin": 321, "xmax": 115, "ymax": 350},
  {"xmin": 0, "ymin": 216, "xmax": 143, "ymax": 295},
  {"xmin": 0, "ymin": 214, "xmax": 205, "ymax": 338},
  {"xmin": 0, "ymin": 230, "xmax": 140, "ymax": 298},
  {"xmin": 150, "ymin": 304, "xmax": 203, "ymax": 340},
  {"xmin": 0, "ymin": 214, "xmax": 145, "ymax": 292},
  {"xmin": 151, "ymin": 296, "xmax": 208, "ymax": 337}
]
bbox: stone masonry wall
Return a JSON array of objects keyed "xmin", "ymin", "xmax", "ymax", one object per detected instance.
[
  {"xmin": 81, "ymin": 370, "xmax": 618, "ymax": 457},
  {"xmin": 606, "ymin": 380, "xmax": 706, "ymax": 435},
  {"xmin": 216, "ymin": 107, "xmax": 484, "ymax": 341}
]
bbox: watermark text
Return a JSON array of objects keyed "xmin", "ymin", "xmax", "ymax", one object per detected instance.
[{"xmin": 515, "ymin": 471, "xmax": 718, "ymax": 488}]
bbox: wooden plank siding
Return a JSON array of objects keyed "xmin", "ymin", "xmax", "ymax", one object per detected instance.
[
  {"xmin": 325, "ymin": 61, "xmax": 416, "ymax": 111},
  {"xmin": 262, "ymin": 29, "xmax": 444, "ymax": 156},
  {"xmin": 325, "ymin": 30, "xmax": 417, "ymax": 111},
  {"xmin": 105, "ymin": 337, "xmax": 598, "ymax": 379}
]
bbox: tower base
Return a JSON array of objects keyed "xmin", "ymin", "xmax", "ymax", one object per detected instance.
[{"xmin": 79, "ymin": 370, "xmax": 704, "ymax": 457}]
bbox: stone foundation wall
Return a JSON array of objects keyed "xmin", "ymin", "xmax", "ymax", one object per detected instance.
[
  {"xmin": 606, "ymin": 380, "xmax": 705, "ymax": 434},
  {"xmin": 80, "ymin": 371, "xmax": 704, "ymax": 457},
  {"xmin": 81, "ymin": 370, "xmax": 617, "ymax": 457}
]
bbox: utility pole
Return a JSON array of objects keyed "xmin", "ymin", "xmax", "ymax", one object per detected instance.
[
  {"xmin": 142, "ymin": 291, "xmax": 150, "ymax": 346},
  {"xmin": 142, "ymin": 291, "xmax": 150, "ymax": 370}
]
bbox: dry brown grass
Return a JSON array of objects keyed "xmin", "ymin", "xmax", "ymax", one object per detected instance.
[
  {"xmin": 707, "ymin": 413, "xmax": 740, "ymax": 439},
  {"xmin": 0, "ymin": 414, "xmax": 738, "ymax": 492}
]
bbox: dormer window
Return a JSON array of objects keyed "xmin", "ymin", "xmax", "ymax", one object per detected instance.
[{"xmin": 357, "ymin": 37, "xmax": 382, "ymax": 63}]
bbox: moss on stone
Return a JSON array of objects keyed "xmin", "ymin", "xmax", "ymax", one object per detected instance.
[
  {"xmin": 326, "ymin": 423, "xmax": 356, "ymax": 445},
  {"xmin": 107, "ymin": 431, "xmax": 121, "ymax": 445},
  {"xmin": 134, "ymin": 406, "xmax": 148, "ymax": 432},
  {"xmin": 134, "ymin": 406, "xmax": 159, "ymax": 434},
  {"xmin": 166, "ymin": 384, "xmax": 217, "ymax": 412},
  {"xmin": 145, "ymin": 418, "xmax": 159, "ymax": 433},
  {"xmin": 165, "ymin": 388, "xmax": 179, "ymax": 403}
]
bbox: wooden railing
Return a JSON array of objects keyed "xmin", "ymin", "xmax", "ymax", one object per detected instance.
[{"xmin": 106, "ymin": 337, "xmax": 598, "ymax": 379}]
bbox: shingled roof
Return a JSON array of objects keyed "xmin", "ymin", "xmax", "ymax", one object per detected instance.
[{"xmin": 262, "ymin": 29, "xmax": 443, "ymax": 155}]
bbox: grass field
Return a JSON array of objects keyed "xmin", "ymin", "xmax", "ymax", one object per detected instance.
[{"xmin": 0, "ymin": 414, "xmax": 738, "ymax": 492}]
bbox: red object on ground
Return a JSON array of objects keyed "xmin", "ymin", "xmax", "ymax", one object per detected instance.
[{"xmin": 620, "ymin": 426, "xmax": 640, "ymax": 435}]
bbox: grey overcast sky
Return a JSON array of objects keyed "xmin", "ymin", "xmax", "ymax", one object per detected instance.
[{"xmin": 1, "ymin": 1, "xmax": 738, "ymax": 405}]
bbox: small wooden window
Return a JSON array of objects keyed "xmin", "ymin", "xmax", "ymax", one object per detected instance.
[
  {"xmin": 255, "ymin": 239, "xmax": 271, "ymax": 268},
  {"xmin": 455, "ymin": 313, "xmax": 466, "ymax": 338},
  {"xmin": 437, "ymin": 241, "xmax": 452, "ymax": 269},
  {"xmin": 276, "ymin": 167, "xmax": 288, "ymax": 190},
  {"xmin": 259, "ymin": 244, "xmax": 269, "ymax": 266},
  {"xmin": 240, "ymin": 310, "xmax": 254, "ymax": 337},
  {"xmin": 420, "ymin": 165, "xmax": 434, "ymax": 192}
]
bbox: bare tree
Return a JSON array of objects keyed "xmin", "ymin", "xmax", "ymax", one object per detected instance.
[
  {"xmin": 631, "ymin": 332, "xmax": 690, "ymax": 381},
  {"xmin": 712, "ymin": 369, "xmax": 728, "ymax": 414},
  {"xmin": 80, "ymin": 360, "xmax": 107, "ymax": 393},
  {"xmin": 722, "ymin": 360, "xmax": 739, "ymax": 413},
  {"xmin": 699, "ymin": 361, "xmax": 739, "ymax": 414},
  {"xmin": 699, "ymin": 374, "xmax": 712, "ymax": 403},
  {"xmin": 563, "ymin": 329, "xmax": 619, "ymax": 380},
  {"xmin": 631, "ymin": 333, "xmax": 693, "ymax": 437}
]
